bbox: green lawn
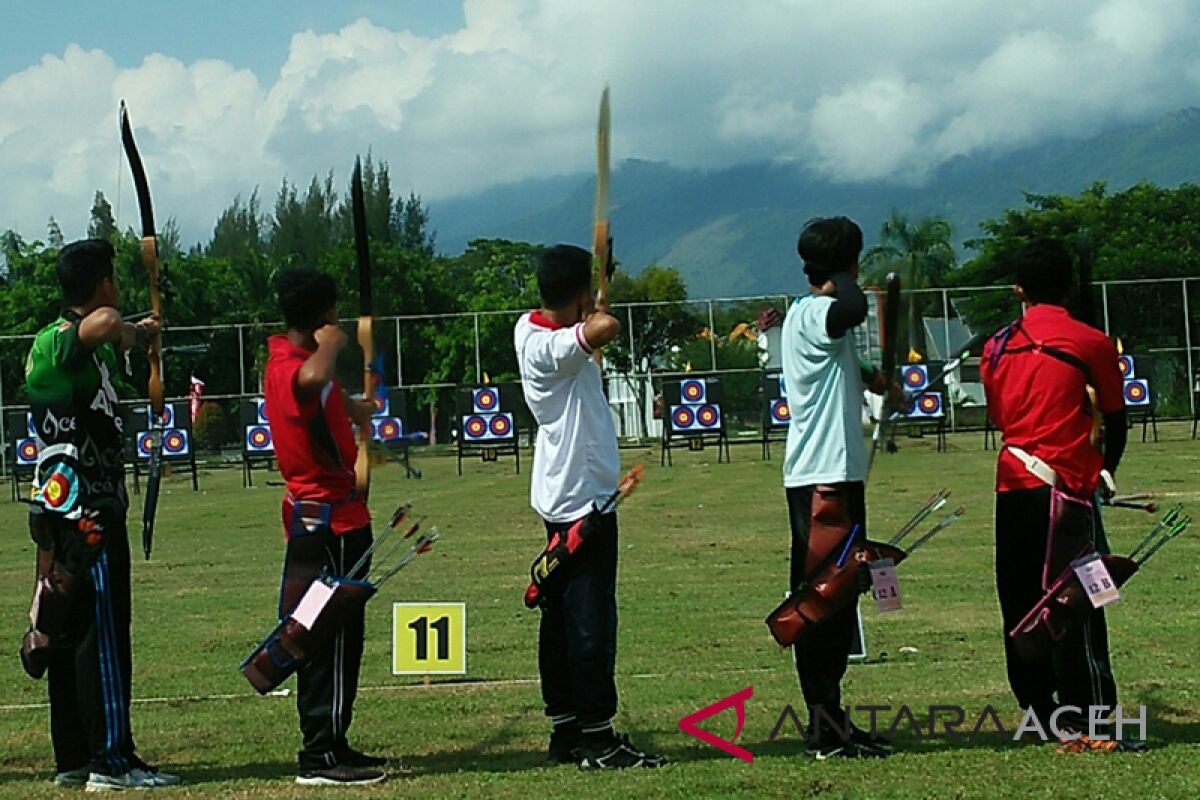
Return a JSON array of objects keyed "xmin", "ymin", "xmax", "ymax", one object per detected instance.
[{"xmin": 1, "ymin": 426, "xmax": 1198, "ymax": 798}]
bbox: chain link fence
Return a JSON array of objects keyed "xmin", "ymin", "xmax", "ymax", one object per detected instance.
[{"xmin": 3, "ymin": 278, "xmax": 1197, "ymax": 474}]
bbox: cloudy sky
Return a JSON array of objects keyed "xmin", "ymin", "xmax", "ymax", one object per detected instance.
[{"xmin": 3, "ymin": 0, "xmax": 1199, "ymax": 245}]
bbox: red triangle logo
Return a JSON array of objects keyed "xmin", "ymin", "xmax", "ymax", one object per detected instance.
[{"xmin": 677, "ymin": 685, "xmax": 754, "ymax": 763}]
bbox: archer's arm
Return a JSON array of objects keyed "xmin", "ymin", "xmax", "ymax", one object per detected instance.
[
  {"xmin": 78, "ymin": 308, "xmax": 160, "ymax": 353},
  {"xmin": 296, "ymin": 325, "xmax": 346, "ymax": 395},
  {"xmin": 824, "ymin": 272, "xmax": 868, "ymax": 339},
  {"xmin": 582, "ymin": 310, "xmax": 621, "ymax": 351}
]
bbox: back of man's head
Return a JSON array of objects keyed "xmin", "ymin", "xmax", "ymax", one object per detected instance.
[
  {"xmin": 1012, "ymin": 237, "xmax": 1073, "ymax": 306},
  {"xmin": 537, "ymin": 245, "xmax": 592, "ymax": 310},
  {"xmin": 277, "ymin": 268, "xmax": 338, "ymax": 331},
  {"xmin": 57, "ymin": 239, "xmax": 115, "ymax": 307},
  {"xmin": 796, "ymin": 217, "xmax": 863, "ymax": 287}
]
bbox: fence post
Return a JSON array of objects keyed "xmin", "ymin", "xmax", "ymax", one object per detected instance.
[
  {"xmin": 1183, "ymin": 279, "xmax": 1195, "ymax": 421},
  {"xmin": 0, "ymin": 353, "xmax": 7, "ymax": 478},
  {"xmin": 473, "ymin": 313, "xmax": 482, "ymax": 383},
  {"xmin": 707, "ymin": 300, "xmax": 717, "ymax": 371},
  {"xmin": 237, "ymin": 325, "xmax": 247, "ymax": 396},
  {"xmin": 395, "ymin": 317, "xmax": 403, "ymax": 386},
  {"xmin": 1101, "ymin": 283, "xmax": 1111, "ymax": 335},
  {"xmin": 942, "ymin": 289, "xmax": 956, "ymax": 432}
]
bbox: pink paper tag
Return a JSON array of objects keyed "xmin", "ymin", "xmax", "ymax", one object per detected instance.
[{"xmin": 870, "ymin": 558, "xmax": 902, "ymax": 613}]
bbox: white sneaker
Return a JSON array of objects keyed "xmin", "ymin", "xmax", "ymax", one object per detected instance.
[
  {"xmin": 85, "ymin": 767, "xmax": 181, "ymax": 791},
  {"xmin": 53, "ymin": 767, "xmax": 89, "ymax": 786}
]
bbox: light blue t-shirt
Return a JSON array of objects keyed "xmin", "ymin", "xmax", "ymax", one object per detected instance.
[{"xmin": 781, "ymin": 294, "xmax": 867, "ymax": 487}]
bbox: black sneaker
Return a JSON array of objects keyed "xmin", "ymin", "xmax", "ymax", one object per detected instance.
[
  {"xmin": 548, "ymin": 729, "xmax": 583, "ymax": 765},
  {"xmin": 849, "ymin": 725, "xmax": 892, "ymax": 754},
  {"xmin": 335, "ymin": 745, "xmax": 387, "ymax": 768},
  {"xmin": 296, "ymin": 765, "xmax": 386, "ymax": 786},
  {"xmin": 578, "ymin": 733, "xmax": 667, "ymax": 770},
  {"xmin": 806, "ymin": 737, "xmax": 887, "ymax": 760}
]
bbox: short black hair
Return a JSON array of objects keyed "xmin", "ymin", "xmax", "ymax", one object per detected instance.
[
  {"xmin": 1011, "ymin": 237, "xmax": 1073, "ymax": 305},
  {"xmin": 537, "ymin": 244, "xmax": 592, "ymax": 309},
  {"xmin": 57, "ymin": 239, "xmax": 115, "ymax": 306},
  {"xmin": 277, "ymin": 268, "xmax": 338, "ymax": 331},
  {"xmin": 796, "ymin": 217, "xmax": 863, "ymax": 286}
]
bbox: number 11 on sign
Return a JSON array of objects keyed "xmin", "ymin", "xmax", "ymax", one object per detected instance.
[{"xmin": 392, "ymin": 603, "xmax": 467, "ymax": 675}]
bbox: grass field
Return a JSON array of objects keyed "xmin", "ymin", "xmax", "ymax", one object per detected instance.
[{"xmin": 1, "ymin": 426, "xmax": 1198, "ymax": 799}]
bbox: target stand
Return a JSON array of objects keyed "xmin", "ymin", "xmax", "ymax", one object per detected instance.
[
  {"xmin": 892, "ymin": 390, "xmax": 948, "ymax": 452},
  {"xmin": 7, "ymin": 410, "xmax": 37, "ymax": 502},
  {"xmin": 660, "ymin": 377, "xmax": 730, "ymax": 466},
  {"xmin": 456, "ymin": 384, "xmax": 520, "ymax": 475},
  {"xmin": 1119, "ymin": 354, "xmax": 1158, "ymax": 443},
  {"xmin": 368, "ymin": 389, "xmax": 421, "ymax": 479},
  {"xmin": 130, "ymin": 402, "xmax": 200, "ymax": 492},
  {"xmin": 242, "ymin": 398, "xmax": 275, "ymax": 487},
  {"xmin": 760, "ymin": 371, "xmax": 790, "ymax": 460}
]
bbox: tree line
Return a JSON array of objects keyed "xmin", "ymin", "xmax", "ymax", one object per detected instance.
[{"xmin": 3, "ymin": 167, "xmax": 1200, "ymax": 435}]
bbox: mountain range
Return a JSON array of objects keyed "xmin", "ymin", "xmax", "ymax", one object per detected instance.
[{"xmin": 429, "ymin": 108, "xmax": 1200, "ymax": 299}]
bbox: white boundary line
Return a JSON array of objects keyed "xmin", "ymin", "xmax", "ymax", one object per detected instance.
[{"xmin": 0, "ymin": 657, "xmax": 1009, "ymax": 713}]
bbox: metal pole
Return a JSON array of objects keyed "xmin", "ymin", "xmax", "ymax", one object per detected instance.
[
  {"xmin": 942, "ymin": 289, "xmax": 956, "ymax": 432},
  {"xmin": 473, "ymin": 313, "xmax": 482, "ymax": 383},
  {"xmin": 707, "ymin": 301, "xmax": 717, "ymax": 371},
  {"xmin": 237, "ymin": 325, "xmax": 246, "ymax": 396},
  {"xmin": 626, "ymin": 305, "xmax": 641, "ymax": 438},
  {"xmin": 394, "ymin": 317, "xmax": 403, "ymax": 386},
  {"xmin": 0, "ymin": 349, "xmax": 7, "ymax": 478},
  {"xmin": 1101, "ymin": 282, "xmax": 1111, "ymax": 335},
  {"xmin": 1183, "ymin": 279, "xmax": 1195, "ymax": 421}
]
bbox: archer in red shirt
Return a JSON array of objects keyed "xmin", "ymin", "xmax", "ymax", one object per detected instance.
[
  {"xmin": 980, "ymin": 237, "xmax": 1134, "ymax": 747},
  {"xmin": 260, "ymin": 268, "xmax": 386, "ymax": 784}
]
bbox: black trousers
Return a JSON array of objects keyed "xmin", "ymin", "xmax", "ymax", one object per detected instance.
[
  {"xmin": 538, "ymin": 511, "xmax": 619, "ymax": 735},
  {"xmin": 280, "ymin": 526, "xmax": 372, "ymax": 769},
  {"xmin": 44, "ymin": 517, "xmax": 136, "ymax": 776},
  {"xmin": 787, "ymin": 483, "xmax": 865, "ymax": 727},
  {"xmin": 995, "ymin": 487, "xmax": 1117, "ymax": 718}
]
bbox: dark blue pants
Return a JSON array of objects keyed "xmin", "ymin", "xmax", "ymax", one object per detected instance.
[
  {"xmin": 280, "ymin": 526, "xmax": 372, "ymax": 769},
  {"xmin": 537, "ymin": 511, "xmax": 619, "ymax": 734},
  {"xmin": 44, "ymin": 517, "xmax": 136, "ymax": 776},
  {"xmin": 787, "ymin": 482, "xmax": 866, "ymax": 728},
  {"xmin": 995, "ymin": 487, "xmax": 1118, "ymax": 719}
]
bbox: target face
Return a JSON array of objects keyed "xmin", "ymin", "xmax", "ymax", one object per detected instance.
[
  {"xmin": 1124, "ymin": 379, "xmax": 1150, "ymax": 407},
  {"xmin": 256, "ymin": 399, "xmax": 270, "ymax": 424},
  {"xmin": 149, "ymin": 405, "xmax": 176, "ymax": 428},
  {"xmin": 17, "ymin": 438, "xmax": 38, "ymax": 465},
  {"xmin": 40, "ymin": 464, "xmax": 79, "ymax": 511},
  {"xmin": 1118, "ymin": 355, "xmax": 1134, "ymax": 379},
  {"xmin": 770, "ymin": 398, "xmax": 791, "ymax": 426},
  {"xmin": 489, "ymin": 414, "xmax": 512, "ymax": 438},
  {"xmin": 681, "ymin": 379, "xmax": 706, "ymax": 404},
  {"xmin": 246, "ymin": 425, "xmax": 274, "ymax": 452},
  {"xmin": 671, "ymin": 406, "xmax": 695, "ymax": 431},
  {"xmin": 908, "ymin": 392, "xmax": 944, "ymax": 418},
  {"xmin": 463, "ymin": 412, "xmax": 513, "ymax": 442},
  {"xmin": 374, "ymin": 418, "xmax": 403, "ymax": 442},
  {"xmin": 464, "ymin": 415, "xmax": 489, "ymax": 440},
  {"xmin": 163, "ymin": 430, "xmax": 189, "ymax": 455},
  {"xmin": 902, "ymin": 365, "xmax": 929, "ymax": 390},
  {"xmin": 473, "ymin": 387, "xmax": 500, "ymax": 414},
  {"xmin": 137, "ymin": 432, "xmax": 157, "ymax": 458},
  {"xmin": 697, "ymin": 404, "xmax": 720, "ymax": 428},
  {"xmin": 372, "ymin": 394, "xmax": 390, "ymax": 417}
]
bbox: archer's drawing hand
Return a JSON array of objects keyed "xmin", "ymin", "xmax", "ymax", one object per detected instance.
[{"xmin": 314, "ymin": 324, "xmax": 348, "ymax": 352}]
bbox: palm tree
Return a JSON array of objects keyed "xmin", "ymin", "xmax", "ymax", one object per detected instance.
[{"xmin": 862, "ymin": 212, "xmax": 956, "ymax": 358}]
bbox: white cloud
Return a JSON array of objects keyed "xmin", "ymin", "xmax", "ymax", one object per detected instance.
[{"xmin": 2, "ymin": 1, "xmax": 1199, "ymax": 245}]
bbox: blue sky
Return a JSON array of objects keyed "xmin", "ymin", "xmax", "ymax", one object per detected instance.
[
  {"xmin": 2, "ymin": 1, "xmax": 463, "ymax": 82},
  {"xmin": 2, "ymin": 1, "xmax": 1198, "ymax": 244}
]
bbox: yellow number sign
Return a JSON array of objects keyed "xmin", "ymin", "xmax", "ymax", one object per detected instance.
[{"xmin": 392, "ymin": 603, "xmax": 466, "ymax": 675}]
